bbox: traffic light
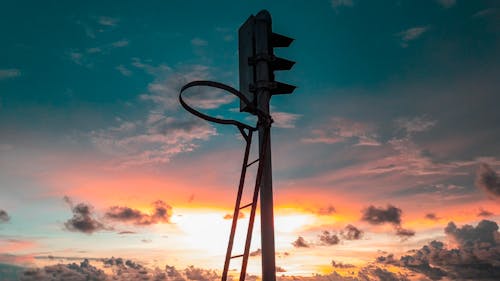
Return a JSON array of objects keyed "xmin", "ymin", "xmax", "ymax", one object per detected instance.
[
  {"xmin": 239, "ymin": 10, "xmax": 296, "ymax": 113},
  {"xmin": 238, "ymin": 14, "xmax": 256, "ymax": 113}
]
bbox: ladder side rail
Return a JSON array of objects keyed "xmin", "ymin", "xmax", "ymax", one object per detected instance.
[
  {"xmin": 239, "ymin": 128, "xmax": 270, "ymax": 281},
  {"xmin": 222, "ymin": 130, "xmax": 254, "ymax": 281}
]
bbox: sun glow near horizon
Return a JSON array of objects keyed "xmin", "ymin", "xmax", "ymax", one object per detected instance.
[{"xmin": 155, "ymin": 207, "xmax": 322, "ymax": 274}]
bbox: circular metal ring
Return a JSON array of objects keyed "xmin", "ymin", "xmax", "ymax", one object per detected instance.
[{"xmin": 179, "ymin": 80, "xmax": 257, "ymax": 131}]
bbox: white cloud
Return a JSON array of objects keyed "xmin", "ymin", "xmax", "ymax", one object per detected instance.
[
  {"xmin": 115, "ymin": 65, "xmax": 132, "ymax": 76},
  {"xmin": 98, "ymin": 16, "xmax": 119, "ymax": 27},
  {"xmin": 272, "ymin": 111, "xmax": 302, "ymax": 129},
  {"xmin": 86, "ymin": 47, "xmax": 101, "ymax": 54},
  {"xmin": 331, "ymin": 0, "xmax": 354, "ymax": 8},
  {"xmin": 436, "ymin": 0, "xmax": 456, "ymax": 9},
  {"xmin": 0, "ymin": 69, "xmax": 21, "ymax": 80},
  {"xmin": 302, "ymin": 117, "xmax": 380, "ymax": 146},
  {"xmin": 396, "ymin": 26, "xmax": 429, "ymax": 47},
  {"xmin": 131, "ymin": 57, "xmax": 171, "ymax": 75},
  {"xmin": 68, "ymin": 40, "xmax": 129, "ymax": 66},
  {"xmin": 395, "ymin": 115, "xmax": 437, "ymax": 134},
  {"xmin": 215, "ymin": 27, "xmax": 234, "ymax": 42},
  {"xmin": 111, "ymin": 40, "xmax": 129, "ymax": 48},
  {"xmin": 191, "ymin": 37, "xmax": 208, "ymax": 47},
  {"xmin": 139, "ymin": 63, "xmax": 233, "ymax": 110},
  {"xmin": 472, "ymin": 8, "xmax": 495, "ymax": 18},
  {"xmin": 90, "ymin": 63, "xmax": 240, "ymax": 167},
  {"xmin": 92, "ymin": 115, "xmax": 216, "ymax": 167},
  {"xmin": 68, "ymin": 51, "xmax": 84, "ymax": 65},
  {"xmin": 76, "ymin": 20, "xmax": 96, "ymax": 39},
  {"xmin": 182, "ymin": 87, "xmax": 235, "ymax": 109}
]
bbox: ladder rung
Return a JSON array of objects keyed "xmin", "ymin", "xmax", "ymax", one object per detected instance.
[
  {"xmin": 246, "ymin": 158, "xmax": 259, "ymax": 167},
  {"xmin": 231, "ymin": 254, "xmax": 244, "ymax": 259},
  {"xmin": 239, "ymin": 202, "xmax": 253, "ymax": 209}
]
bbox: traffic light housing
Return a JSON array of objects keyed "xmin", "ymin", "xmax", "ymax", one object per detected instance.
[{"xmin": 239, "ymin": 10, "xmax": 296, "ymax": 113}]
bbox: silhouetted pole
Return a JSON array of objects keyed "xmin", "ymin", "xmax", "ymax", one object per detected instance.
[
  {"xmin": 254, "ymin": 11, "xmax": 276, "ymax": 281},
  {"xmin": 238, "ymin": 9, "xmax": 295, "ymax": 281}
]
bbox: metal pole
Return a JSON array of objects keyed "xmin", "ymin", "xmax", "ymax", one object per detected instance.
[{"xmin": 254, "ymin": 10, "xmax": 276, "ymax": 281}]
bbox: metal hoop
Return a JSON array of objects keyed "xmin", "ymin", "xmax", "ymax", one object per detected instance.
[{"xmin": 179, "ymin": 80, "xmax": 258, "ymax": 131}]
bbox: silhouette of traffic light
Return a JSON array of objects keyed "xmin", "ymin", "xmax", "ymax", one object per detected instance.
[{"xmin": 239, "ymin": 10, "xmax": 295, "ymax": 113}]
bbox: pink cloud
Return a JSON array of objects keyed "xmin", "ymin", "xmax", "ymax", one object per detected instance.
[{"xmin": 0, "ymin": 239, "xmax": 38, "ymax": 253}]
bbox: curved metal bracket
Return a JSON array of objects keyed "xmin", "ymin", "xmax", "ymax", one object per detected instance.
[{"xmin": 179, "ymin": 80, "xmax": 259, "ymax": 133}]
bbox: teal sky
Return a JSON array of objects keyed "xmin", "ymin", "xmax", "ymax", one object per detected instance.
[{"xmin": 1, "ymin": 1, "xmax": 499, "ymax": 280}]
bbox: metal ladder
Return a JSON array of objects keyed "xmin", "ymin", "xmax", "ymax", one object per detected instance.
[
  {"xmin": 178, "ymin": 80, "xmax": 272, "ymax": 281},
  {"xmin": 221, "ymin": 126, "xmax": 269, "ymax": 281}
]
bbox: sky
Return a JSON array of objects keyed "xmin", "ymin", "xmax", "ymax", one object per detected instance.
[{"xmin": 1, "ymin": 0, "xmax": 500, "ymax": 280}]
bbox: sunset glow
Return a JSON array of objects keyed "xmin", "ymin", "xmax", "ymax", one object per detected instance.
[{"xmin": 1, "ymin": 1, "xmax": 500, "ymax": 281}]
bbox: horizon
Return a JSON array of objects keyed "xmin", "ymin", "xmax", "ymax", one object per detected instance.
[{"xmin": 1, "ymin": 1, "xmax": 499, "ymax": 280}]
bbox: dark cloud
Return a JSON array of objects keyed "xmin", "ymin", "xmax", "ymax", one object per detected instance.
[
  {"xmin": 361, "ymin": 205, "xmax": 402, "ymax": 225},
  {"xmin": 376, "ymin": 253, "xmax": 398, "ymax": 265},
  {"xmin": 125, "ymin": 259, "xmax": 143, "ymax": 270},
  {"xmin": 376, "ymin": 220, "xmax": 500, "ymax": 280},
  {"xmin": 20, "ymin": 257, "xmax": 224, "ymax": 281},
  {"xmin": 117, "ymin": 230, "xmax": 136, "ymax": 235},
  {"xmin": 150, "ymin": 200, "xmax": 171, "ymax": 221},
  {"xmin": 444, "ymin": 219, "xmax": 498, "ymax": 247},
  {"xmin": 63, "ymin": 196, "xmax": 107, "ymax": 234},
  {"xmin": 102, "ymin": 257, "xmax": 122, "ymax": 266},
  {"xmin": 395, "ymin": 227, "xmax": 415, "ymax": 239},
  {"xmin": 249, "ymin": 248, "xmax": 261, "ymax": 256},
  {"xmin": 165, "ymin": 265, "xmax": 184, "ymax": 280},
  {"xmin": 399, "ymin": 242, "xmax": 448, "ymax": 280},
  {"xmin": 331, "ymin": 260, "xmax": 355, "ymax": 269},
  {"xmin": 478, "ymin": 208, "xmax": 494, "ymax": 217},
  {"xmin": 105, "ymin": 206, "xmax": 143, "ymax": 221},
  {"xmin": 184, "ymin": 265, "xmax": 218, "ymax": 281},
  {"xmin": 105, "ymin": 200, "xmax": 172, "ymax": 225},
  {"xmin": 21, "ymin": 259, "xmax": 107, "ymax": 281},
  {"xmin": 0, "ymin": 209, "xmax": 10, "ymax": 222},
  {"xmin": 276, "ymin": 269, "xmax": 410, "ymax": 281},
  {"xmin": 276, "ymin": 266, "xmax": 287, "ymax": 273},
  {"xmin": 475, "ymin": 163, "xmax": 500, "ymax": 199},
  {"xmin": 400, "ymin": 238, "xmax": 500, "ymax": 280},
  {"xmin": 341, "ymin": 224, "xmax": 363, "ymax": 240},
  {"xmin": 249, "ymin": 250, "xmax": 289, "ymax": 258},
  {"xmin": 362, "ymin": 205, "xmax": 414, "ymax": 239},
  {"xmin": 301, "ymin": 225, "xmax": 363, "ymax": 248},
  {"xmin": 223, "ymin": 212, "xmax": 245, "ymax": 220},
  {"xmin": 425, "ymin": 213, "xmax": 439, "ymax": 220},
  {"xmin": 292, "ymin": 236, "xmax": 310, "ymax": 248},
  {"xmin": 277, "ymin": 251, "xmax": 290, "ymax": 258},
  {"xmin": 319, "ymin": 231, "xmax": 340, "ymax": 246},
  {"xmin": 317, "ymin": 205, "xmax": 336, "ymax": 215},
  {"xmin": 360, "ymin": 267, "xmax": 410, "ymax": 281},
  {"xmin": 18, "ymin": 256, "xmax": 424, "ymax": 281}
]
